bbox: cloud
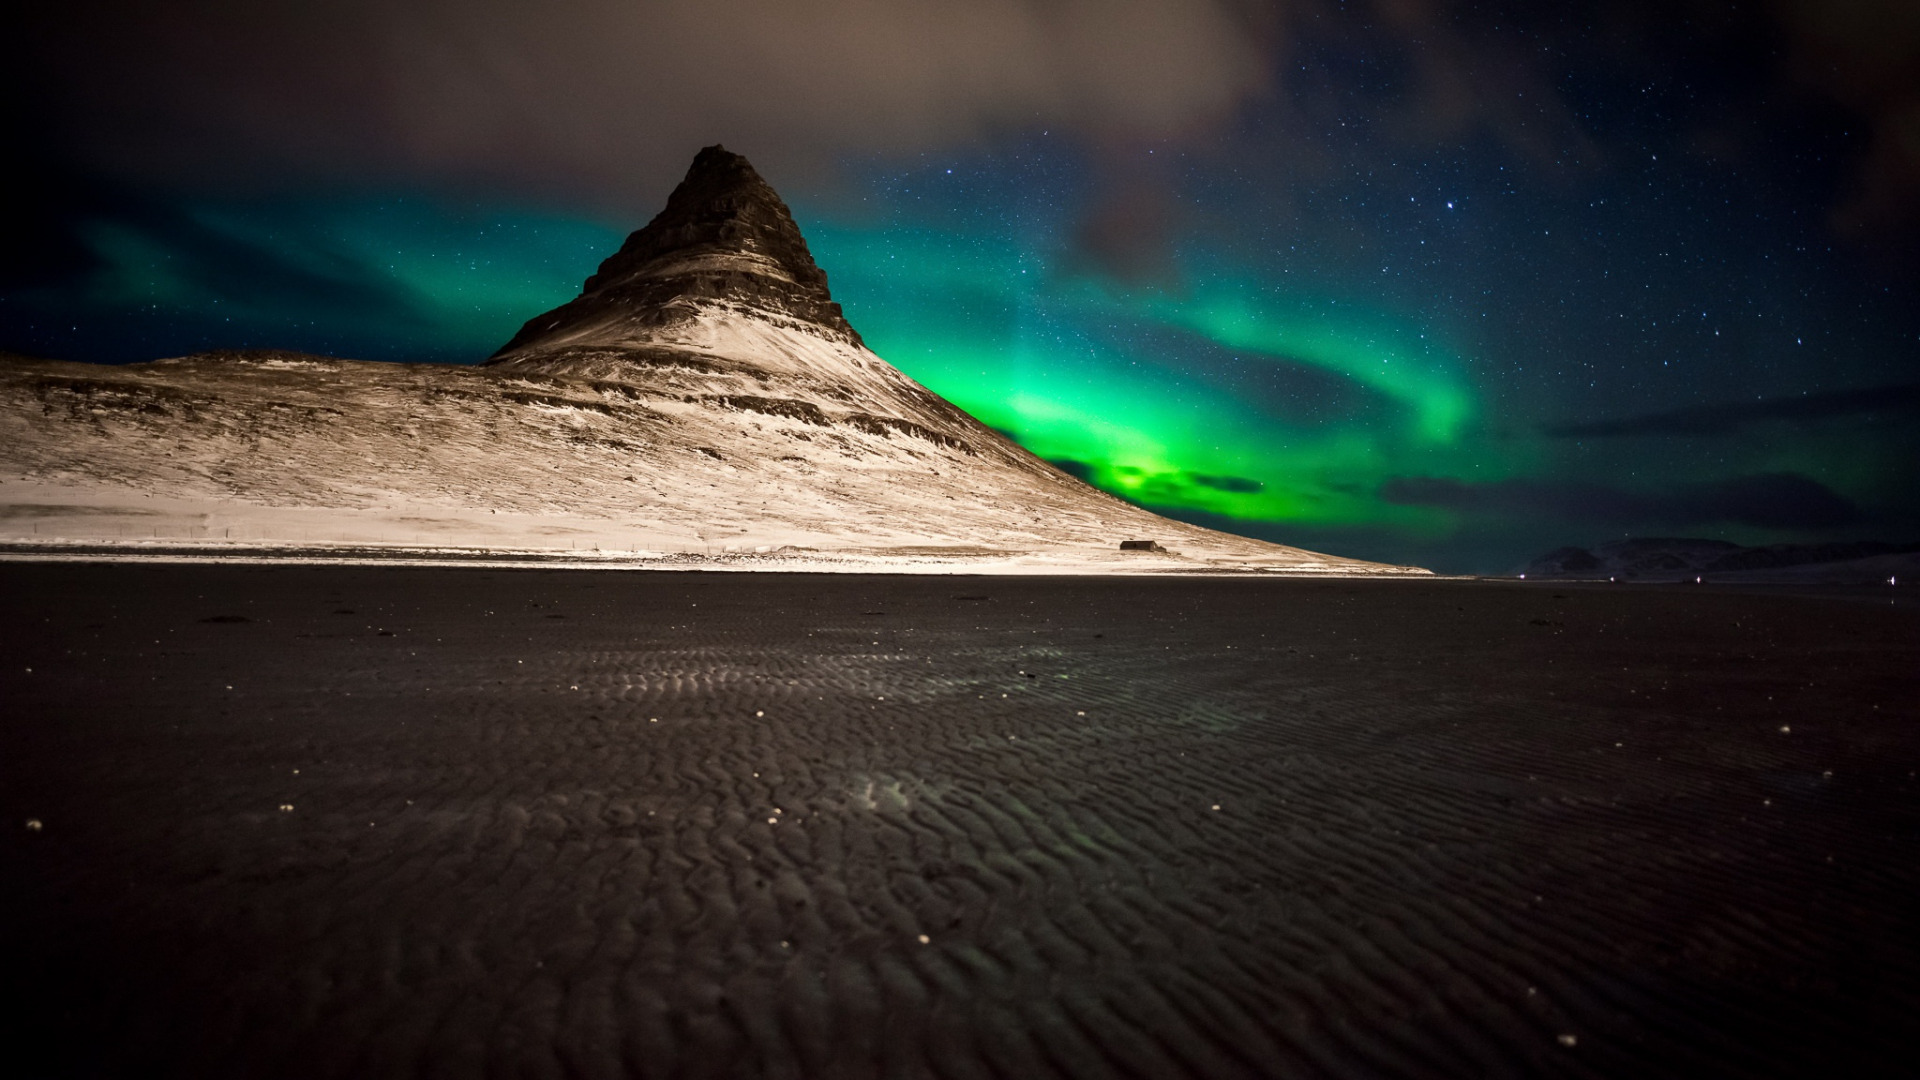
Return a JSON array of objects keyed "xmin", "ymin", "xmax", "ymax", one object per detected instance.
[
  {"xmin": 1770, "ymin": 0, "xmax": 1920, "ymax": 240},
  {"xmin": 1381, "ymin": 472, "xmax": 1860, "ymax": 530},
  {"xmin": 1359, "ymin": 0, "xmax": 1598, "ymax": 166},
  {"xmin": 1045, "ymin": 458, "xmax": 1096, "ymax": 482},
  {"xmin": 1667, "ymin": 473, "xmax": 1861, "ymax": 529},
  {"xmin": 1071, "ymin": 463, "xmax": 1269, "ymax": 502},
  {"xmin": 1064, "ymin": 163, "xmax": 1184, "ymax": 286},
  {"xmin": 27, "ymin": 0, "xmax": 1275, "ymax": 210},
  {"xmin": 1544, "ymin": 383, "xmax": 1920, "ymax": 438},
  {"xmin": 1190, "ymin": 473, "xmax": 1265, "ymax": 493}
]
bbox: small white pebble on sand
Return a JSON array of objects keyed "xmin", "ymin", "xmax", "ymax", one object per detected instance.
[
  {"xmin": 1557, "ymin": 1034, "xmax": 1578, "ymax": 1048},
  {"xmin": 768, "ymin": 817, "xmax": 778, "ymax": 824},
  {"xmin": 756, "ymin": 710, "xmax": 764, "ymax": 717},
  {"xmin": 279, "ymin": 804, "xmax": 294, "ymax": 812},
  {"xmin": 650, "ymin": 717, "xmax": 658, "ymax": 723},
  {"xmin": 292, "ymin": 769, "xmax": 299, "ymax": 775},
  {"xmin": 25, "ymin": 819, "xmax": 43, "ymax": 831},
  {"xmin": 1211, "ymin": 804, "xmax": 1221, "ymax": 811},
  {"xmin": 1526, "ymin": 987, "xmax": 1537, "ymax": 996},
  {"xmin": 23, "ymin": 668, "xmax": 30, "ymax": 674},
  {"xmin": 226, "ymin": 685, "xmax": 233, "ymax": 690},
  {"xmin": 1615, "ymin": 742, "xmax": 1624, "ymax": 748},
  {"xmin": 1780, "ymin": 725, "xmax": 1791, "ymax": 733},
  {"xmin": 917, "ymin": 934, "xmax": 930, "ymax": 945},
  {"xmin": 1763, "ymin": 799, "xmax": 1771, "ymax": 806},
  {"xmin": 1823, "ymin": 771, "xmax": 1833, "ymax": 779},
  {"xmin": 1077, "ymin": 711, "xmax": 1086, "ymax": 717},
  {"xmin": 570, "ymin": 685, "xmax": 578, "ymax": 690}
]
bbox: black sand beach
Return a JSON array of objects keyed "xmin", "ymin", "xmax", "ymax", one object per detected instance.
[{"xmin": 3, "ymin": 564, "xmax": 1915, "ymax": 1078}]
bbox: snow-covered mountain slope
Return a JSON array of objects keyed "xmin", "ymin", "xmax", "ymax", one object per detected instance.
[{"xmin": 0, "ymin": 148, "xmax": 1424, "ymax": 575}]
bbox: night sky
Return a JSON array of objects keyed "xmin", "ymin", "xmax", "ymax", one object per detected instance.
[{"xmin": 8, "ymin": 1, "xmax": 1918, "ymax": 572}]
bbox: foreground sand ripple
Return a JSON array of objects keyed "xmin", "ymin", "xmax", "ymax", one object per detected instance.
[{"xmin": 3, "ymin": 567, "xmax": 1916, "ymax": 1077}]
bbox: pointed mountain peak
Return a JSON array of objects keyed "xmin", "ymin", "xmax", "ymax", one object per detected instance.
[
  {"xmin": 494, "ymin": 145, "xmax": 861, "ymax": 357},
  {"xmin": 582, "ymin": 146, "xmax": 821, "ymax": 293}
]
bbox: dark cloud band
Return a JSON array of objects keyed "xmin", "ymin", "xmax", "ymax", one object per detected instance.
[
  {"xmin": 1381, "ymin": 472, "xmax": 1860, "ymax": 530},
  {"xmin": 1546, "ymin": 383, "xmax": 1920, "ymax": 438},
  {"xmin": 26, "ymin": 0, "xmax": 1272, "ymax": 210}
]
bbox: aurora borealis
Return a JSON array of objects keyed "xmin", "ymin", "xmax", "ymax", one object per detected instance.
[{"xmin": 9, "ymin": 1, "xmax": 1919, "ymax": 571}]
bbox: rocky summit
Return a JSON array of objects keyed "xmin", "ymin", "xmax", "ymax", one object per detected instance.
[
  {"xmin": 496, "ymin": 145, "xmax": 862, "ymax": 355},
  {"xmin": 0, "ymin": 147, "xmax": 1425, "ymax": 574}
]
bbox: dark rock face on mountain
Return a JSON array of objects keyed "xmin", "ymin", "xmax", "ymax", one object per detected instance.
[
  {"xmin": 1702, "ymin": 540, "xmax": 1920, "ymax": 572},
  {"xmin": 1547, "ymin": 537, "xmax": 1743, "ymax": 578},
  {"xmin": 495, "ymin": 145, "xmax": 862, "ymax": 356},
  {"xmin": 474, "ymin": 147, "xmax": 1049, "ymax": 504},
  {"xmin": 1520, "ymin": 536, "xmax": 1920, "ymax": 582},
  {"xmin": 1525, "ymin": 546, "xmax": 1607, "ymax": 576}
]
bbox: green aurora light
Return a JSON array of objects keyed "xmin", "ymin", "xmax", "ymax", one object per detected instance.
[
  {"xmin": 805, "ymin": 219, "xmax": 1479, "ymax": 532},
  {"xmin": 28, "ymin": 193, "xmax": 1492, "ymax": 539},
  {"xmin": 21, "ymin": 176, "xmax": 1905, "ymax": 573}
]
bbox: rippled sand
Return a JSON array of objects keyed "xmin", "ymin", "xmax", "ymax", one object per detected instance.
[{"xmin": 3, "ymin": 566, "xmax": 1915, "ymax": 1078}]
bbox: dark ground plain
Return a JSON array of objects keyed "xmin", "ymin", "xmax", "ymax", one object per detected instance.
[{"xmin": 2, "ymin": 564, "xmax": 1915, "ymax": 1079}]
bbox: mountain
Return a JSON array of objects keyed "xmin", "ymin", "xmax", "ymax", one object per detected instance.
[
  {"xmin": 494, "ymin": 144, "xmax": 865, "ymax": 357},
  {"xmin": 0, "ymin": 146, "xmax": 1424, "ymax": 575},
  {"xmin": 1519, "ymin": 537, "xmax": 1918, "ymax": 583}
]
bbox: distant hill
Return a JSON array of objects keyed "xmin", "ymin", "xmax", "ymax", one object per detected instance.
[{"xmin": 1519, "ymin": 537, "xmax": 1919, "ymax": 583}]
